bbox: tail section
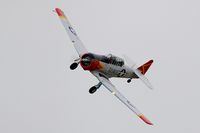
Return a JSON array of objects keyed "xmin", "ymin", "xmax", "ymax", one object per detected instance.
[{"xmin": 137, "ymin": 60, "xmax": 153, "ymax": 75}]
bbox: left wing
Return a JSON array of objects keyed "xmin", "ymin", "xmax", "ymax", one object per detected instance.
[
  {"xmin": 91, "ymin": 71, "xmax": 153, "ymax": 125},
  {"xmin": 55, "ymin": 8, "xmax": 88, "ymax": 57}
]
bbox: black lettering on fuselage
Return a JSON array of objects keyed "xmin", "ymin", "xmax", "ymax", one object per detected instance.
[{"xmin": 117, "ymin": 69, "xmax": 126, "ymax": 77}]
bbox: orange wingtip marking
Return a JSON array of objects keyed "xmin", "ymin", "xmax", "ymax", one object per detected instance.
[
  {"xmin": 55, "ymin": 8, "xmax": 65, "ymax": 17},
  {"xmin": 139, "ymin": 114, "xmax": 153, "ymax": 125}
]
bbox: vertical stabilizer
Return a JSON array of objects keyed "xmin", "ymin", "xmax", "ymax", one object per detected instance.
[{"xmin": 137, "ymin": 60, "xmax": 153, "ymax": 75}]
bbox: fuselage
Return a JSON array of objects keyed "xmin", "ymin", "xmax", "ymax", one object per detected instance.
[{"xmin": 80, "ymin": 53, "xmax": 138, "ymax": 79}]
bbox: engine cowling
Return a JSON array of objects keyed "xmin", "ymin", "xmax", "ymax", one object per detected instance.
[{"xmin": 80, "ymin": 53, "xmax": 103, "ymax": 71}]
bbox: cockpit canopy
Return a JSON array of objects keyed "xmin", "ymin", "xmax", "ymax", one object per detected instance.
[
  {"xmin": 81, "ymin": 53, "xmax": 125, "ymax": 67},
  {"xmin": 106, "ymin": 54, "xmax": 124, "ymax": 67}
]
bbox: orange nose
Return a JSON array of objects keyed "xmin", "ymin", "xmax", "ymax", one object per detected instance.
[{"xmin": 81, "ymin": 60, "xmax": 103, "ymax": 71}]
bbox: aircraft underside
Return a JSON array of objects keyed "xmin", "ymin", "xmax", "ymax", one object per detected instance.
[{"xmin": 55, "ymin": 8, "xmax": 154, "ymax": 125}]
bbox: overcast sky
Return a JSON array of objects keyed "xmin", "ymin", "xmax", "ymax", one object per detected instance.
[{"xmin": 0, "ymin": 0, "xmax": 200, "ymax": 133}]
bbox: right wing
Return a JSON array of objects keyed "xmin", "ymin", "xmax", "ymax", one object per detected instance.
[
  {"xmin": 91, "ymin": 71, "xmax": 153, "ymax": 125},
  {"xmin": 55, "ymin": 8, "xmax": 88, "ymax": 57}
]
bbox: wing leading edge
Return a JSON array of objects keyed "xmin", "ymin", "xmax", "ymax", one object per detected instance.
[
  {"xmin": 91, "ymin": 71, "xmax": 153, "ymax": 125},
  {"xmin": 55, "ymin": 8, "xmax": 88, "ymax": 57}
]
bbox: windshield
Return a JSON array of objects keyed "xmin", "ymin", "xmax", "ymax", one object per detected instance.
[
  {"xmin": 81, "ymin": 53, "xmax": 124, "ymax": 67},
  {"xmin": 106, "ymin": 54, "xmax": 124, "ymax": 66}
]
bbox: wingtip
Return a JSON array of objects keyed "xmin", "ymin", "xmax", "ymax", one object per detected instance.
[
  {"xmin": 138, "ymin": 114, "xmax": 153, "ymax": 125},
  {"xmin": 55, "ymin": 8, "xmax": 65, "ymax": 17}
]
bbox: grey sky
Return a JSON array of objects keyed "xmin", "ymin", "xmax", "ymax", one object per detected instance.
[{"xmin": 0, "ymin": 0, "xmax": 200, "ymax": 132}]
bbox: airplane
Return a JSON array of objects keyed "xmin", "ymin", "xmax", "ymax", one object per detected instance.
[{"xmin": 55, "ymin": 8, "xmax": 154, "ymax": 125}]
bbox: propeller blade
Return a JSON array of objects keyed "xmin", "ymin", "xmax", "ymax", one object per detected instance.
[{"xmin": 70, "ymin": 55, "xmax": 80, "ymax": 63}]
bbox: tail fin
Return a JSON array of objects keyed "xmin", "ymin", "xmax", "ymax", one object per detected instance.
[{"xmin": 137, "ymin": 60, "xmax": 153, "ymax": 75}]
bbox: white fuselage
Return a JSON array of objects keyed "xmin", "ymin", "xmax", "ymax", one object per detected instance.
[
  {"xmin": 80, "ymin": 53, "xmax": 138, "ymax": 79},
  {"xmin": 98, "ymin": 62, "xmax": 138, "ymax": 79}
]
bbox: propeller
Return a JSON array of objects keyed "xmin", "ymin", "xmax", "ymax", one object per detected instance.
[
  {"xmin": 70, "ymin": 55, "xmax": 80, "ymax": 70},
  {"xmin": 70, "ymin": 55, "xmax": 80, "ymax": 63},
  {"xmin": 122, "ymin": 54, "xmax": 154, "ymax": 90}
]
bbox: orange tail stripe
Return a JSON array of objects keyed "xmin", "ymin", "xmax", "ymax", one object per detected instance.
[{"xmin": 138, "ymin": 60, "xmax": 153, "ymax": 75}]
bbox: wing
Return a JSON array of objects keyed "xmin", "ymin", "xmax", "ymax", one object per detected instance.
[
  {"xmin": 91, "ymin": 71, "xmax": 153, "ymax": 125},
  {"xmin": 55, "ymin": 8, "xmax": 88, "ymax": 57}
]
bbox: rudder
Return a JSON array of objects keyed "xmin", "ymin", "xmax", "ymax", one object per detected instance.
[{"xmin": 137, "ymin": 60, "xmax": 153, "ymax": 75}]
